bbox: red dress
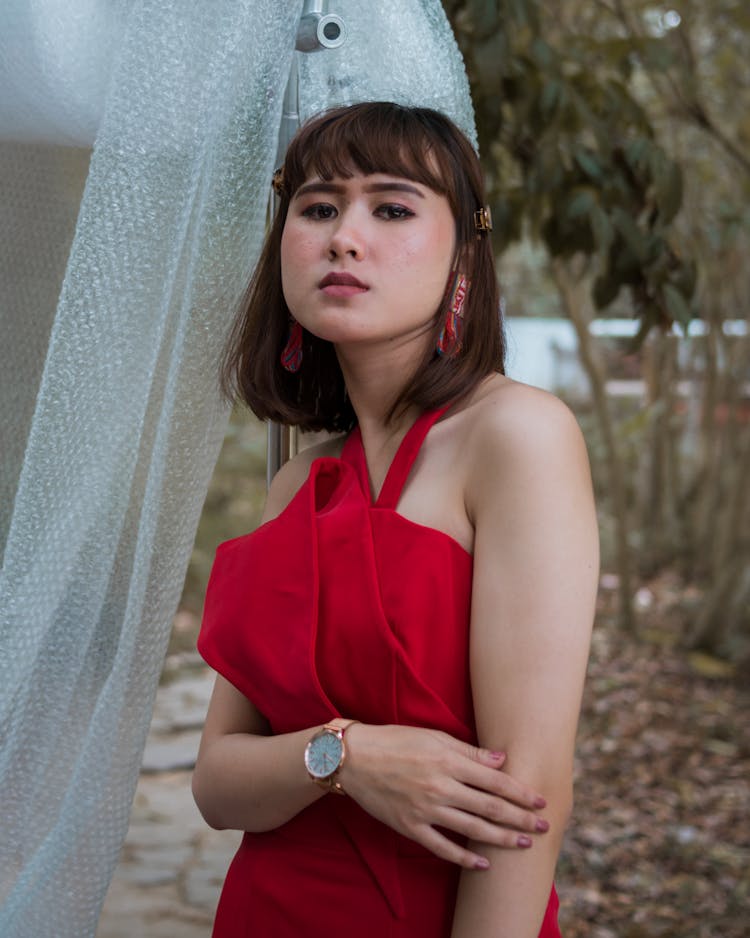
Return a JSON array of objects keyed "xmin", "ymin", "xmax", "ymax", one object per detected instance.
[{"xmin": 198, "ymin": 405, "xmax": 561, "ymax": 937}]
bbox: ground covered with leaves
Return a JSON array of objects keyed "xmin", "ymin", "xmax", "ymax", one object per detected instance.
[{"xmin": 557, "ymin": 583, "xmax": 749, "ymax": 937}]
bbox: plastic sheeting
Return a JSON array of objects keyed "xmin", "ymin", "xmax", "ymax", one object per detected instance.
[
  {"xmin": 0, "ymin": 2, "xmax": 475, "ymax": 935},
  {"xmin": 0, "ymin": 0, "xmax": 135, "ymax": 146},
  {"xmin": 297, "ymin": 0, "xmax": 476, "ymax": 146}
]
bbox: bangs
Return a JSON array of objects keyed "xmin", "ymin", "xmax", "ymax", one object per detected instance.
[{"xmin": 284, "ymin": 104, "xmax": 455, "ymax": 199}]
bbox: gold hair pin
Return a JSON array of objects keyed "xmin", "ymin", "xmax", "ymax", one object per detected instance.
[
  {"xmin": 272, "ymin": 166, "xmax": 286, "ymax": 196},
  {"xmin": 474, "ymin": 206, "xmax": 493, "ymax": 234}
]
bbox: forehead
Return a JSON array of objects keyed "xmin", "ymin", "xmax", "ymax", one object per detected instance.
[
  {"xmin": 292, "ymin": 130, "xmax": 450, "ymax": 197},
  {"xmin": 292, "ymin": 154, "xmax": 452, "ymax": 207},
  {"xmin": 293, "ymin": 173, "xmax": 432, "ymax": 199}
]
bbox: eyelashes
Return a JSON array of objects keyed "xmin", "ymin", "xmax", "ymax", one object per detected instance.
[
  {"xmin": 300, "ymin": 203, "xmax": 336, "ymax": 220},
  {"xmin": 299, "ymin": 202, "xmax": 415, "ymax": 221},
  {"xmin": 375, "ymin": 204, "xmax": 415, "ymax": 220}
]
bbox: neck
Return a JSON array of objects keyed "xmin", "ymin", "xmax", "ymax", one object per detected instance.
[{"xmin": 335, "ymin": 332, "xmax": 430, "ymax": 439}]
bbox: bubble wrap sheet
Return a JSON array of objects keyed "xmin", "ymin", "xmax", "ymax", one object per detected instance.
[
  {"xmin": 0, "ymin": 2, "xmax": 302, "ymax": 933},
  {"xmin": 0, "ymin": 2, "xmax": 474, "ymax": 936},
  {"xmin": 0, "ymin": 0, "xmax": 135, "ymax": 146},
  {"xmin": 297, "ymin": 0, "xmax": 476, "ymax": 147}
]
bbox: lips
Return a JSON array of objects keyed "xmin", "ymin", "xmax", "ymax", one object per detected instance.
[{"xmin": 319, "ymin": 272, "xmax": 369, "ymax": 290}]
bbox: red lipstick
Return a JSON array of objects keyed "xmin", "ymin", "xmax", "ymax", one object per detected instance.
[
  {"xmin": 319, "ymin": 271, "xmax": 369, "ymax": 298},
  {"xmin": 319, "ymin": 272, "xmax": 368, "ymax": 289}
]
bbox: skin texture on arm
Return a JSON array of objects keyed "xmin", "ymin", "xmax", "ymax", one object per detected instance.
[
  {"xmin": 192, "ymin": 674, "xmax": 329, "ymax": 831},
  {"xmin": 451, "ymin": 385, "xmax": 599, "ymax": 938}
]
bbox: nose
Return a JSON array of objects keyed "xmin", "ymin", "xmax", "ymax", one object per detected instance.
[{"xmin": 326, "ymin": 210, "xmax": 365, "ymax": 261}]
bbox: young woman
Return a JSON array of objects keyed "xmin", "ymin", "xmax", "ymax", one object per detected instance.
[{"xmin": 193, "ymin": 101, "xmax": 599, "ymax": 938}]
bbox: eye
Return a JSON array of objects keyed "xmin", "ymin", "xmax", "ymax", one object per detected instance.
[
  {"xmin": 300, "ymin": 203, "xmax": 338, "ymax": 220},
  {"xmin": 374, "ymin": 203, "xmax": 415, "ymax": 220}
]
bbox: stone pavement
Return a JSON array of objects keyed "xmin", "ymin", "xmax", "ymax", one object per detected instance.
[{"xmin": 97, "ymin": 659, "xmax": 239, "ymax": 938}]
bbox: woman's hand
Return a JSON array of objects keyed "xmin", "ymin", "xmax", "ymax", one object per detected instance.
[{"xmin": 338, "ymin": 723, "xmax": 549, "ymax": 870}]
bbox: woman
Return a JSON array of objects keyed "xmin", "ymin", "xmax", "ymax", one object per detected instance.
[{"xmin": 193, "ymin": 101, "xmax": 599, "ymax": 937}]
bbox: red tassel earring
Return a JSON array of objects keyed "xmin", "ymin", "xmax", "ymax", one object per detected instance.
[
  {"xmin": 280, "ymin": 317, "xmax": 303, "ymax": 373},
  {"xmin": 437, "ymin": 272, "xmax": 469, "ymax": 356}
]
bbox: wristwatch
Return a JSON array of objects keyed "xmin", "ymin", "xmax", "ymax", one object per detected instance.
[{"xmin": 304, "ymin": 719, "xmax": 359, "ymax": 795}]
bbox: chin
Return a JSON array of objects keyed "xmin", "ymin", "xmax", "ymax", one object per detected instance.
[{"xmin": 298, "ymin": 312, "xmax": 371, "ymax": 345}]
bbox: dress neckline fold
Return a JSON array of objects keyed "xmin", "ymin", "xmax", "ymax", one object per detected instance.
[{"xmin": 341, "ymin": 404, "xmax": 454, "ymax": 510}]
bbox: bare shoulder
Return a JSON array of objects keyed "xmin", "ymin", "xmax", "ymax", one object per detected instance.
[
  {"xmin": 460, "ymin": 376, "xmax": 592, "ymax": 514},
  {"xmin": 261, "ymin": 433, "xmax": 345, "ymax": 524},
  {"xmin": 464, "ymin": 375, "xmax": 586, "ymax": 460}
]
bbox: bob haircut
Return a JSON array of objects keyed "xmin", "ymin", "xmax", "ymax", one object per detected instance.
[{"xmin": 222, "ymin": 101, "xmax": 505, "ymax": 433}]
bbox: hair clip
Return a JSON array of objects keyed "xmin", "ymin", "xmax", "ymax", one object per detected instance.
[
  {"xmin": 474, "ymin": 206, "xmax": 493, "ymax": 234},
  {"xmin": 272, "ymin": 166, "xmax": 286, "ymax": 196}
]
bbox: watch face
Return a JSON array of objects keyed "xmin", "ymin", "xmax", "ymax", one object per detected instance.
[{"xmin": 305, "ymin": 731, "xmax": 343, "ymax": 779}]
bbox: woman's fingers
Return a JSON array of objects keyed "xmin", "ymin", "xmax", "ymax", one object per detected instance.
[
  {"xmin": 474, "ymin": 747, "xmax": 507, "ymax": 769},
  {"xmin": 459, "ymin": 756, "xmax": 547, "ymax": 810},
  {"xmin": 445, "ymin": 736, "xmax": 546, "ymax": 809},
  {"xmin": 341, "ymin": 726, "xmax": 550, "ymax": 867},
  {"xmin": 437, "ymin": 804, "xmax": 540, "ymax": 849},
  {"xmin": 451, "ymin": 783, "xmax": 549, "ymax": 836},
  {"xmin": 417, "ymin": 825, "xmax": 492, "ymax": 871},
  {"xmin": 417, "ymin": 806, "xmax": 539, "ymax": 870}
]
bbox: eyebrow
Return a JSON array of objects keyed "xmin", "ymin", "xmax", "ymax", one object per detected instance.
[{"xmin": 293, "ymin": 180, "xmax": 426, "ymax": 200}]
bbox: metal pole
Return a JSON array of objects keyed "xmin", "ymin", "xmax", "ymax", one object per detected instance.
[{"xmin": 266, "ymin": 1, "xmax": 346, "ymax": 488}]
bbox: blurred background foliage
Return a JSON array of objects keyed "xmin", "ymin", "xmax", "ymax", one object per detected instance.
[
  {"xmin": 441, "ymin": 0, "xmax": 750, "ymax": 662},
  {"xmin": 183, "ymin": 1, "xmax": 749, "ymax": 670}
]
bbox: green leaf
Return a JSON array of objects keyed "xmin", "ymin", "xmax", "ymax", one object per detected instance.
[
  {"xmin": 662, "ymin": 283, "xmax": 692, "ymax": 327},
  {"xmin": 593, "ymin": 273, "xmax": 621, "ymax": 309},
  {"xmin": 612, "ymin": 208, "xmax": 648, "ymax": 264},
  {"xmin": 575, "ymin": 148, "xmax": 604, "ymax": 182},
  {"xmin": 673, "ymin": 258, "xmax": 698, "ymax": 300},
  {"xmin": 588, "ymin": 204, "xmax": 615, "ymax": 252},
  {"xmin": 539, "ymin": 79, "xmax": 562, "ymax": 119},
  {"xmin": 624, "ymin": 137, "xmax": 651, "ymax": 173},
  {"xmin": 508, "ymin": 0, "xmax": 536, "ymax": 30},
  {"xmin": 530, "ymin": 37, "xmax": 554, "ymax": 69},
  {"xmin": 566, "ymin": 187, "xmax": 596, "ymax": 220},
  {"xmin": 651, "ymin": 154, "xmax": 683, "ymax": 223},
  {"xmin": 474, "ymin": 32, "xmax": 507, "ymax": 87},
  {"xmin": 633, "ymin": 36, "xmax": 675, "ymax": 72},
  {"xmin": 465, "ymin": 0, "xmax": 502, "ymax": 36},
  {"xmin": 625, "ymin": 310, "xmax": 657, "ymax": 353}
]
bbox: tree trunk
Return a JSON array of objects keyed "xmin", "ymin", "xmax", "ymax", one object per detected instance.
[
  {"xmin": 638, "ymin": 332, "xmax": 681, "ymax": 573},
  {"xmin": 552, "ymin": 257, "xmax": 635, "ymax": 630}
]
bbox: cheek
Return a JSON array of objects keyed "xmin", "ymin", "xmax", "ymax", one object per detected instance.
[
  {"xmin": 280, "ymin": 221, "xmax": 317, "ymax": 265},
  {"xmin": 280, "ymin": 226, "xmax": 312, "ymax": 309},
  {"xmin": 398, "ymin": 224, "xmax": 455, "ymax": 289},
  {"xmin": 280, "ymin": 226, "xmax": 299, "ymax": 275}
]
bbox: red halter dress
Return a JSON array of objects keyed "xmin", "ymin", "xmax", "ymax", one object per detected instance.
[{"xmin": 198, "ymin": 405, "xmax": 561, "ymax": 937}]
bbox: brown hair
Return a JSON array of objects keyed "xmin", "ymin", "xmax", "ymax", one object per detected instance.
[{"xmin": 222, "ymin": 101, "xmax": 505, "ymax": 432}]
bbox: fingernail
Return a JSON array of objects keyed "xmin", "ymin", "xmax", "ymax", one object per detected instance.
[
  {"xmin": 535, "ymin": 819, "xmax": 550, "ymax": 833},
  {"xmin": 533, "ymin": 796, "xmax": 547, "ymax": 809},
  {"xmin": 517, "ymin": 835, "xmax": 533, "ymax": 848},
  {"xmin": 474, "ymin": 857, "xmax": 490, "ymax": 870},
  {"xmin": 489, "ymin": 750, "xmax": 505, "ymax": 761}
]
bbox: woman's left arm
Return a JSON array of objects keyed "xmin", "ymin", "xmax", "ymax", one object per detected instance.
[{"xmin": 451, "ymin": 388, "xmax": 599, "ymax": 938}]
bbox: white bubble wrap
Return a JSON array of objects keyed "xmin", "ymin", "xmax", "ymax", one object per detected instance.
[{"xmin": 0, "ymin": 2, "xmax": 474, "ymax": 935}]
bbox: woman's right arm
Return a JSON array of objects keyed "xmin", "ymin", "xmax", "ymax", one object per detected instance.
[
  {"xmin": 192, "ymin": 676, "xmax": 551, "ymax": 867},
  {"xmin": 192, "ymin": 446, "xmax": 335, "ymax": 831},
  {"xmin": 192, "ymin": 675, "xmax": 326, "ymax": 830}
]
